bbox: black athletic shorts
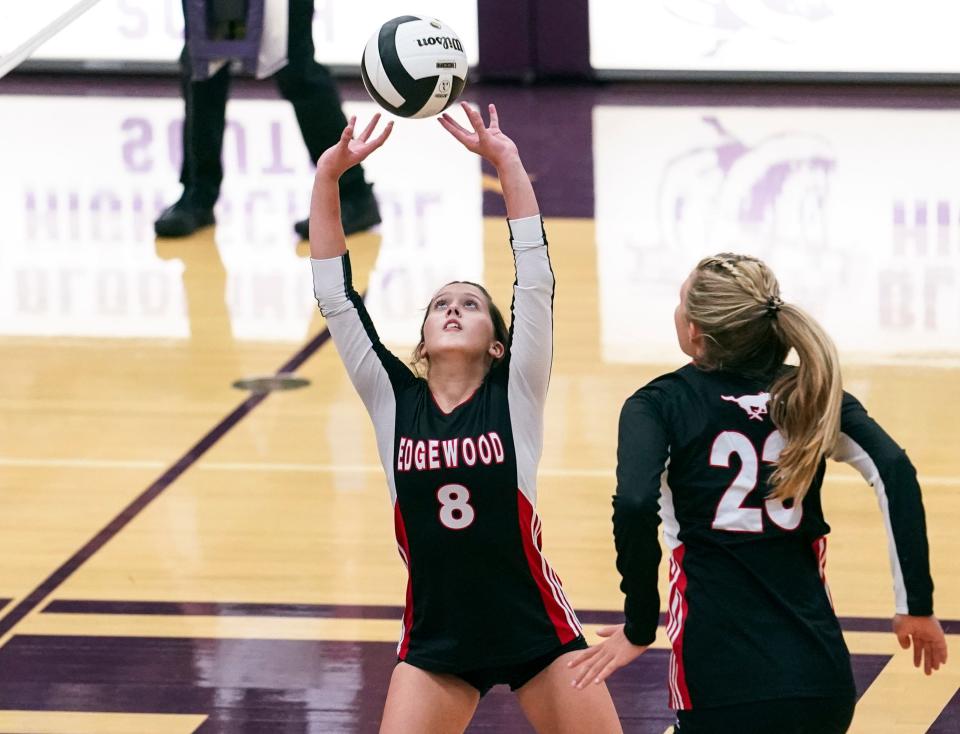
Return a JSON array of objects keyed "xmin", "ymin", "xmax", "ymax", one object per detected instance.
[
  {"xmin": 406, "ymin": 636, "xmax": 588, "ymax": 697},
  {"xmin": 674, "ymin": 694, "xmax": 856, "ymax": 734}
]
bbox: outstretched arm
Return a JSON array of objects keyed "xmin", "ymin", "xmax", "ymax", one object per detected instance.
[
  {"xmin": 308, "ymin": 114, "xmax": 414, "ymax": 502},
  {"xmin": 439, "ymin": 102, "xmax": 552, "ymax": 393},
  {"xmin": 439, "ymin": 103, "xmax": 553, "ymax": 502},
  {"xmin": 309, "ymin": 114, "xmax": 393, "ymax": 260}
]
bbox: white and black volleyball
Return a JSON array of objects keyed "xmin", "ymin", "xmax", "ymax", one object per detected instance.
[{"xmin": 361, "ymin": 16, "xmax": 468, "ymax": 119}]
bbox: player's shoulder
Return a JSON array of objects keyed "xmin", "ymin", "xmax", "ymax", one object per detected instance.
[
  {"xmin": 838, "ymin": 389, "xmax": 874, "ymax": 429},
  {"xmin": 638, "ymin": 362, "xmax": 750, "ymax": 399},
  {"xmin": 626, "ymin": 364, "xmax": 694, "ymax": 399},
  {"xmin": 840, "ymin": 389, "xmax": 865, "ymax": 411},
  {"xmin": 621, "ymin": 364, "xmax": 700, "ymax": 421}
]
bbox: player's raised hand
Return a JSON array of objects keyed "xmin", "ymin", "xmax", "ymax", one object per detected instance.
[
  {"xmin": 316, "ymin": 114, "xmax": 393, "ymax": 179},
  {"xmin": 894, "ymin": 614, "xmax": 948, "ymax": 675},
  {"xmin": 567, "ymin": 624, "xmax": 649, "ymax": 689},
  {"xmin": 439, "ymin": 102, "xmax": 519, "ymax": 169}
]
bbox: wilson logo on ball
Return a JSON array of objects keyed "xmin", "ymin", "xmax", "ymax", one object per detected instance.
[
  {"xmin": 415, "ymin": 36, "xmax": 464, "ymax": 51},
  {"xmin": 361, "ymin": 15, "xmax": 468, "ymax": 119}
]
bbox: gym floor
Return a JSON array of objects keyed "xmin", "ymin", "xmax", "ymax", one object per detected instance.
[{"xmin": 0, "ymin": 75, "xmax": 958, "ymax": 733}]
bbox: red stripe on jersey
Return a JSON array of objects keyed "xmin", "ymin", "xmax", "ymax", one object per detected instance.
[
  {"xmin": 666, "ymin": 545, "xmax": 692, "ymax": 710},
  {"xmin": 516, "ymin": 490, "xmax": 580, "ymax": 644},
  {"xmin": 812, "ymin": 536, "xmax": 835, "ymax": 609},
  {"xmin": 394, "ymin": 503, "xmax": 414, "ymax": 659}
]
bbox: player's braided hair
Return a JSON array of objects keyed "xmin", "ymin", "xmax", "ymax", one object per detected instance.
[
  {"xmin": 686, "ymin": 253, "xmax": 842, "ymax": 502},
  {"xmin": 411, "ymin": 281, "xmax": 510, "ymax": 378}
]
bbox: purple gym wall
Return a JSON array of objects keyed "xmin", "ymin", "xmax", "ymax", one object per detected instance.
[{"xmin": 477, "ymin": 0, "xmax": 591, "ymax": 81}]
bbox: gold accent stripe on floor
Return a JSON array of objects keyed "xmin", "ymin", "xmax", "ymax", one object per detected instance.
[{"xmin": 0, "ymin": 711, "xmax": 207, "ymax": 734}]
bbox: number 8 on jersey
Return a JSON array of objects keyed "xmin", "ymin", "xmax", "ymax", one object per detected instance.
[{"xmin": 437, "ymin": 483, "xmax": 475, "ymax": 530}]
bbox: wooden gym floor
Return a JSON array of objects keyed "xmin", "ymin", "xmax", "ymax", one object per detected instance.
[{"xmin": 0, "ymin": 76, "xmax": 958, "ymax": 732}]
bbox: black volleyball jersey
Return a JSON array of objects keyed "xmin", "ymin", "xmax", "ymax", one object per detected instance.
[
  {"xmin": 615, "ymin": 364, "xmax": 934, "ymax": 710},
  {"xmin": 311, "ymin": 216, "xmax": 582, "ymax": 671}
]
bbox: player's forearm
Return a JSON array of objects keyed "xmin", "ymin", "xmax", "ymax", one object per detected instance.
[
  {"xmin": 495, "ymin": 155, "xmax": 539, "ymax": 220},
  {"xmin": 882, "ymin": 452, "xmax": 935, "ymax": 616},
  {"xmin": 309, "ymin": 170, "xmax": 347, "ymax": 260},
  {"xmin": 614, "ymin": 496, "xmax": 662, "ymax": 646}
]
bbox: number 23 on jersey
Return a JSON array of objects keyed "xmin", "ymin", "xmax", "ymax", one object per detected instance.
[{"xmin": 710, "ymin": 430, "xmax": 803, "ymax": 533}]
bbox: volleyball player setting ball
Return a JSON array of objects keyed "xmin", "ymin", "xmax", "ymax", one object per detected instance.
[
  {"xmin": 569, "ymin": 255, "xmax": 948, "ymax": 734},
  {"xmin": 308, "ymin": 21, "xmax": 622, "ymax": 730}
]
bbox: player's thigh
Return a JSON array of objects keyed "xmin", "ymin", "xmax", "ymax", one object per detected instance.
[
  {"xmin": 515, "ymin": 650, "xmax": 623, "ymax": 734},
  {"xmin": 379, "ymin": 661, "xmax": 480, "ymax": 734}
]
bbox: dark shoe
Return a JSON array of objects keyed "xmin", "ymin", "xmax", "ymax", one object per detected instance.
[
  {"xmin": 294, "ymin": 217, "xmax": 309, "ymax": 240},
  {"xmin": 295, "ymin": 187, "xmax": 381, "ymax": 240},
  {"xmin": 155, "ymin": 200, "xmax": 215, "ymax": 238}
]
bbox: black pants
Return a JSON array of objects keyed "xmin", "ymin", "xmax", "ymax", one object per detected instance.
[
  {"xmin": 675, "ymin": 694, "xmax": 855, "ymax": 734},
  {"xmin": 179, "ymin": 0, "xmax": 366, "ymax": 208}
]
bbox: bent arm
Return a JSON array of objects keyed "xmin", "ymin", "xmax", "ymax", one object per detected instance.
[{"xmin": 833, "ymin": 392, "xmax": 934, "ymax": 616}]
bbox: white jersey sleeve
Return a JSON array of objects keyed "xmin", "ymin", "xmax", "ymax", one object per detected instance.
[
  {"xmin": 505, "ymin": 215, "xmax": 555, "ymax": 503},
  {"xmin": 311, "ymin": 253, "xmax": 416, "ymax": 503}
]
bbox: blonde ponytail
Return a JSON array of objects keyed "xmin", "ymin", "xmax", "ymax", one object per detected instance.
[
  {"xmin": 686, "ymin": 254, "xmax": 842, "ymax": 502},
  {"xmin": 766, "ymin": 304, "xmax": 843, "ymax": 501}
]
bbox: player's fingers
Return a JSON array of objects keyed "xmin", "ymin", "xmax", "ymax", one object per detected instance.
[
  {"xmin": 437, "ymin": 117, "xmax": 472, "ymax": 147},
  {"xmin": 581, "ymin": 655, "xmax": 613, "ymax": 689},
  {"xmin": 439, "ymin": 113, "xmax": 472, "ymax": 137},
  {"xmin": 938, "ymin": 639, "xmax": 949, "ymax": 665},
  {"xmin": 897, "ymin": 631, "xmax": 911, "ymax": 650},
  {"xmin": 438, "ymin": 115, "xmax": 469, "ymax": 140},
  {"xmin": 573, "ymin": 654, "xmax": 603, "ymax": 688},
  {"xmin": 568, "ymin": 646, "xmax": 600, "ymax": 669},
  {"xmin": 358, "ymin": 113, "xmax": 381, "ymax": 142},
  {"xmin": 461, "ymin": 101, "xmax": 485, "ymax": 134},
  {"xmin": 925, "ymin": 641, "xmax": 943, "ymax": 673},
  {"xmin": 924, "ymin": 642, "xmax": 934, "ymax": 675},
  {"xmin": 340, "ymin": 117, "xmax": 356, "ymax": 145},
  {"xmin": 369, "ymin": 120, "xmax": 394, "ymax": 149},
  {"xmin": 594, "ymin": 660, "xmax": 620, "ymax": 685},
  {"xmin": 571, "ymin": 654, "xmax": 602, "ymax": 687},
  {"xmin": 488, "ymin": 103, "xmax": 499, "ymax": 129},
  {"xmin": 913, "ymin": 636, "xmax": 923, "ymax": 668}
]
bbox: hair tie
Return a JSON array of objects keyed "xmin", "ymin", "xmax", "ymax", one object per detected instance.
[{"xmin": 765, "ymin": 296, "xmax": 783, "ymax": 317}]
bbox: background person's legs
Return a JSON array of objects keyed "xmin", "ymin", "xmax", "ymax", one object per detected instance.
[
  {"xmin": 178, "ymin": 45, "xmax": 230, "ymax": 210},
  {"xmin": 155, "ymin": 21, "xmax": 232, "ymax": 237},
  {"xmin": 282, "ymin": 0, "xmax": 379, "ymax": 238}
]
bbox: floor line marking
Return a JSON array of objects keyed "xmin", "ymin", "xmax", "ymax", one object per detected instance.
[
  {"xmin": 2, "ymin": 456, "xmax": 959, "ymax": 486},
  {"xmin": 0, "ymin": 324, "xmax": 335, "ymax": 647}
]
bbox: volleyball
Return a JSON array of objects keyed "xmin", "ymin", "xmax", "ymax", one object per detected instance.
[{"xmin": 360, "ymin": 16, "xmax": 468, "ymax": 119}]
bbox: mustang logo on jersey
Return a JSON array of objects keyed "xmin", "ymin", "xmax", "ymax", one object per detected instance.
[
  {"xmin": 397, "ymin": 432, "xmax": 505, "ymax": 472},
  {"xmin": 721, "ymin": 392, "xmax": 771, "ymax": 421}
]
